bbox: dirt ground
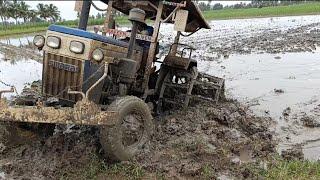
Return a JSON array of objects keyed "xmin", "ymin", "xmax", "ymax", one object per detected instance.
[
  {"xmin": 0, "ymin": 16, "xmax": 320, "ymax": 179},
  {"xmin": 0, "ymin": 99, "xmax": 276, "ymax": 180}
]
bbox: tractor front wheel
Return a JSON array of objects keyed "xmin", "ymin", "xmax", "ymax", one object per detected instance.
[{"xmin": 99, "ymin": 96, "xmax": 154, "ymax": 161}]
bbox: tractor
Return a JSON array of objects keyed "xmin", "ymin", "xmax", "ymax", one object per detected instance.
[{"xmin": 0, "ymin": 0, "xmax": 224, "ymax": 161}]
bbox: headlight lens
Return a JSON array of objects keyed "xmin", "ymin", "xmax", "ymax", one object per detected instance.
[
  {"xmin": 70, "ymin": 41, "xmax": 84, "ymax": 54},
  {"xmin": 47, "ymin": 36, "xmax": 61, "ymax": 49},
  {"xmin": 33, "ymin": 35, "xmax": 45, "ymax": 48},
  {"xmin": 92, "ymin": 48, "xmax": 104, "ymax": 62}
]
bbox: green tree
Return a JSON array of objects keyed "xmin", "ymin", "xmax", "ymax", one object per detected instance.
[
  {"xmin": 18, "ymin": 1, "xmax": 30, "ymax": 23},
  {"xmin": 0, "ymin": 0, "xmax": 9, "ymax": 25},
  {"xmin": 47, "ymin": 3, "xmax": 60, "ymax": 22},
  {"xmin": 27, "ymin": 9, "xmax": 37, "ymax": 23},
  {"xmin": 37, "ymin": 3, "xmax": 50, "ymax": 21},
  {"xmin": 8, "ymin": 0, "xmax": 20, "ymax": 24}
]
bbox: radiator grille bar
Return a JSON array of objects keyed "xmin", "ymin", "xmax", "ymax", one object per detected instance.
[{"xmin": 43, "ymin": 53, "xmax": 83, "ymax": 102}]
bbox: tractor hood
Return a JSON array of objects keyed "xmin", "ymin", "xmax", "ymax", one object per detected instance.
[{"xmin": 48, "ymin": 25, "xmax": 129, "ymax": 48}]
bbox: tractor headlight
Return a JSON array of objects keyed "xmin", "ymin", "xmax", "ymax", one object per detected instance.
[
  {"xmin": 70, "ymin": 41, "xmax": 84, "ymax": 54},
  {"xmin": 92, "ymin": 48, "xmax": 104, "ymax": 62},
  {"xmin": 33, "ymin": 35, "xmax": 45, "ymax": 48},
  {"xmin": 47, "ymin": 36, "xmax": 61, "ymax": 49}
]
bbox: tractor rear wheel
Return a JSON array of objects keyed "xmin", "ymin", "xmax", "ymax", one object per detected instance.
[{"xmin": 99, "ymin": 96, "xmax": 154, "ymax": 161}]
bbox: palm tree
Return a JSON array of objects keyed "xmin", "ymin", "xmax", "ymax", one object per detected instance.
[
  {"xmin": 37, "ymin": 3, "xmax": 50, "ymax": 21},
  {"xmin": 27, "ymin": 9, "xmax": 37, "ymax": 23},
  {"xmin": 47, "ymin": 4, "xmax": 60, "ymax": 22},
  {"xmin": 8, "ymin": 1, "xmax": 20, "ymax": 24},
  {"xmin": 18, "ymin": 1, "xmax": 30, "ymax": 23},
  {"xmin": 0, "ymin": 0, "xmax": 9, "ymax": 25}
]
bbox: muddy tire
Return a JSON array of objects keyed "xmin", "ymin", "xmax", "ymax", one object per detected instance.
[{"xmin": 99, "ymin": 96, "xmax": 154, "ymax": 161}]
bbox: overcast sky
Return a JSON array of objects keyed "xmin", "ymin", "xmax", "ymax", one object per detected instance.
[{"xmin": 25, "ymin": 1, "xmax": 249, "ymax": 20}]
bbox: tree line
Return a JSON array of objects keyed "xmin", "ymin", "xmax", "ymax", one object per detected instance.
[{"xmin": 0, "ymin": 0, "xmax": 60, "ymax": 26}]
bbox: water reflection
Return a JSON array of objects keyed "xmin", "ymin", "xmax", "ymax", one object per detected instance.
[{"xmin": 0, "ymin": 33, "xmax": 43, "ymax": 47}]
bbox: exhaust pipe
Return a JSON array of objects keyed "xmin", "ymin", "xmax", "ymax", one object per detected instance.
[{"xmin": 127, "ymin": 8, "xmax": 146, "ymax": 59}]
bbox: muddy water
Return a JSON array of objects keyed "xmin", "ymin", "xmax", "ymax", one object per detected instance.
[
  {"xmin": 0, "ymin": 34, "xmax": 41, "ymax": 47},
  {"xmin": 198, "ymin": 52, "xmax": 320, "ymax": 160},
  {"xmin": 193, "ymin": 15, "xmax": 320, "ymax": 41},
  {"xmin": 0, "ymin": 57, "xmax": 42, "ymax": 97},
  {"xmin": 199, "ymin": 52, "xmax": 320, "ymax": 118}
]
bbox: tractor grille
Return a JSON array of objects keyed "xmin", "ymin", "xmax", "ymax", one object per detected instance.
[{"xmin": 43, "ymin": 53, "xmax": 83, "ymax": 102}]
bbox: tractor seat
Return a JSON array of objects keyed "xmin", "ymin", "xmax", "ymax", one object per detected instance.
[
  {"xmin": 163, "ymin": 55, "xmax": 196, "ymax": 70},
  {"xmin": 48, "ymin": 25, "xmax": 130, "ymax": 49}
]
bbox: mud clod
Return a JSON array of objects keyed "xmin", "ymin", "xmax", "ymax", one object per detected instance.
[
  {"xmin": 274, "ymin": 89, "xmax": 285, "ymax": 94},
  {"xmin": 281, "ymin": 146, "xmax": 304, "ymax": 161},
  {"xmin": 301, "ymin": 115, "xmax": 320, "ymax": 128},
  {"xmin": 282, "ymin": 107, "xmax": 291, "ymax": 117}
]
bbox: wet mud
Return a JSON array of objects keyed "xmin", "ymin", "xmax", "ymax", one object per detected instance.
[
  {"xmin": 0, "ymin": 99, "xmax": 276, "ymax": 179},
  {"xmin": 205, "ymin": 22, "xmax": 320, "ymax": 57},
  {"xmin": 136, "ymin": 100, "xmax": 276, "ymax": 179}
]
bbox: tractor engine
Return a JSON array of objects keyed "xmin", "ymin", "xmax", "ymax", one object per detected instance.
[{"xmin": 36, "ymin": 25, "xmax": 144, "ymax": 106}]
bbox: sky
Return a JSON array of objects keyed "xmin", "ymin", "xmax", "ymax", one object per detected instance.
[{"xmin": 25, "ymin": 1, "xmax": 249, "ymax": 21}]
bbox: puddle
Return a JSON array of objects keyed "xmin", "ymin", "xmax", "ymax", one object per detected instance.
[
  {"xmin": 0, "ymin": 171, "xmax": 5, "ymax": 179},
  {"xmin": 303, "ymin": 140, "xmax": 320, "ymax": 161},
  {"xmin": 0, "ymin": 59, "xmax": 42, "ymax": 98},
  {"xmin": 239, "ymin": 146, "xmax": 253, "ymax": 163}
]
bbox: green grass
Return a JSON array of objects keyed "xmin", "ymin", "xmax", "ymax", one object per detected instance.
[
  {"xmin": 60, "ymin": 153, "xmax": 145, "ymax": 180},
  {"xmin": 203, "ymin": 2, "xmax": 320, "ymax": 20},
  {"xmin": 0, "ymin": 16, "xmax": 129, "ymax": 37},
  {"xmin": 260, "ymin": 160, "xmax": 320, "ymax": 180},
  {"xmin": 57, "ymin": 152, "xmax": 320, "ymax": 180}
]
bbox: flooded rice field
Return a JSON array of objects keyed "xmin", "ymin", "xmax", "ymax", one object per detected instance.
[
  {"xmin": 0, "ymin": 15, "xmax": 320, "ymax": 179},
  {"xmin": 172, "ymin": 15, "xmax": 320, "ymax": 160},
  {"xmin": 198, "ymin": 52, "xmax": 320, "ymax": 160}
]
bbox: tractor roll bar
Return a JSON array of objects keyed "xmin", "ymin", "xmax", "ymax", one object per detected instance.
[{"xmin": 78, "ymin": 0, "xmax": 92, "ymax": 30}]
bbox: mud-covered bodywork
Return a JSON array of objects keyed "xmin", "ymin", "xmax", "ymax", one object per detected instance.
[
  {"xmin": 0, "ymin": 99, "xmax": 117, "ymax": 126},
  {"xmin": 0, "ymin": 1, "xmax": 224, "ymax": 126},
  {"xmin": 0, "ymin": 24, "xmax": 144, "ymax": 125},
  {"xmin": 43, "ymin": 25, "xmax": 143, "ymax": 104}
]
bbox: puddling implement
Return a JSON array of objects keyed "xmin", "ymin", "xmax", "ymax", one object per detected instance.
[{"xmin": 0, "ymin": 0, "xmax": 224, "ymax": 161}]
